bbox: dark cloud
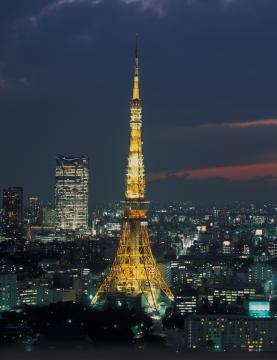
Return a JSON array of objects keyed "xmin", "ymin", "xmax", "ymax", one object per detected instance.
[{"xmin": 1, "ymin": 0, "xmax": 277, "ymax": 205}]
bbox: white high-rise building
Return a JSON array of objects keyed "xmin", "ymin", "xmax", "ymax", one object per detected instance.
[{"xmin": 55, "ymin": 156, "xmax": 89, "ymax": 232}]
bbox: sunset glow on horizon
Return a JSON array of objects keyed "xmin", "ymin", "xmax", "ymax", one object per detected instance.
[{"xmin": 148, "ymin": 161, "xmax": 277, "ymax": 182}]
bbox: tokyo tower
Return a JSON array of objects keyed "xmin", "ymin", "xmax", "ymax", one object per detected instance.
[{"xmin": 92, "ymin": 36, "xmax": 174, "ymax": 308}]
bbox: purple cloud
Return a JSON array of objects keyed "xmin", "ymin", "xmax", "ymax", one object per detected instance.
[
  {"xmin": 0, "ymin": 64, "xmax": 30, "ymax": 92},
  {"xmin": 121, "ymin": 0, "xmax": 165, "ymax": 15},
  {"xmin": 29, "ymin": 0, "xmax": 102, "ymax": 26},
  {"xmin": 28, "ymin": 0, "xmax": 240, "ymax": 25}
]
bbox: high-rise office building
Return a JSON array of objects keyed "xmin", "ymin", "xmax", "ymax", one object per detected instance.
[
  {"xmin": 25, "ymin": 196, "xmax": 42, "ymax": 225},
  {"xmin": 42, "ymin": 205, "xmax": 56, "ymax": 227},
  {"xmin": 55, "ymin": 156, "xmax": 89, "ymax": 232},
  {"xmin": 0, "ymin": 272, "xmax": 17, "ymax": 311},
  {"xmin": 2, "ymin": 187, "xmax": 23, "ymax": 233}
]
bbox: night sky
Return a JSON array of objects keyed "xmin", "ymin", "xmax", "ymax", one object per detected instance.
[{"xmin": 1, "ymin": 0, "xmax": 277, "ymax": 206}]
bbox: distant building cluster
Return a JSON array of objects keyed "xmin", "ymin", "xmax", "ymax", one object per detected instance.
[
  {"xmin": 0, "ymin": 198, "xmax": 277, "ymax": 350},
  {"xmin": 0, "ymin": 155, "xmax": 90, "ymax": 243}
]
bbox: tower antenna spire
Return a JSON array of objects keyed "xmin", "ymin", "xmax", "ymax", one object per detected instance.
[
  {"xmin": 135, "ymin": 33, "xmax": 139, "ymax": 59},
  {"xmin": 133, "ymin": 33, "xmax": 140, "ymax": 100}
]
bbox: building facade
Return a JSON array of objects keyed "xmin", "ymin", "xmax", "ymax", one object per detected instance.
[
  {"xmin": 2, "ymin": 187, "xmax": 23, "ymax": 233},
  {"xmin": 185, "ymin": 314, "xmax": 277, "ymax": 352},
  {"xmin": 0, "ymin": 273, "xmax": 17, "ymax": 311},
  {"xmin": 55, "ymin": 156, "xmax": 89, "ymax": 232},
  {"xmin": 25, "ymin": 196, "xmax": 42, "ymax": 226}
]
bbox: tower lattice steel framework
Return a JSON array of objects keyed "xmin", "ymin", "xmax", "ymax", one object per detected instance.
[{"xmin": 92, "ymin": 37, "xmax": 174, "ymax": 308}]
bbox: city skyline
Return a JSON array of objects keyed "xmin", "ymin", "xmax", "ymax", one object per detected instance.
[
  {"xmin": 2, "ymin": 1, "xmax": 277, "ymax": 204},
  {"xmin": 1, "ymin": 2, "xmax": 277, "ymax": 355}
]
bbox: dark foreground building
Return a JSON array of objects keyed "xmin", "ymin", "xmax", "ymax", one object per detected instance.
[{"xmin": 185, "ymin": 314, "xmax": 277, "ymax": 351}]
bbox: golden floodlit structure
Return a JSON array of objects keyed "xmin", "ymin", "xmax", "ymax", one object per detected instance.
[{"xmin": 92, "ymin": 36, "xmax": 174, "ymax": 308}]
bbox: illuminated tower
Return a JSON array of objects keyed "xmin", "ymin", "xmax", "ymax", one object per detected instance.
[
  {"xmin": 55, "ymin": 156, "xmax": 89, "ymax": 232},
  {"xmin": 92, "ymin": 37, "xmax": 174, "ymax": 308}
]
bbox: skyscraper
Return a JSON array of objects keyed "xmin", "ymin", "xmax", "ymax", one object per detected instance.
[
  {"xmin": 25, "ymin": 196, "xmax": 42, "ymax": 226},
  {"xmin": 2, "ymin": 187, "xmax": 23, "ymax": 233},
  {"xmin": 55, "ymin": 156, "xmax": 89, "ymax": 232},
  {"xmin": 0, "ymin": 272, "xmax": 17, "ymax": 311},
  {"xmin": 92, "ymin": 37, "xmax": 173, "ymax": 308}
]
